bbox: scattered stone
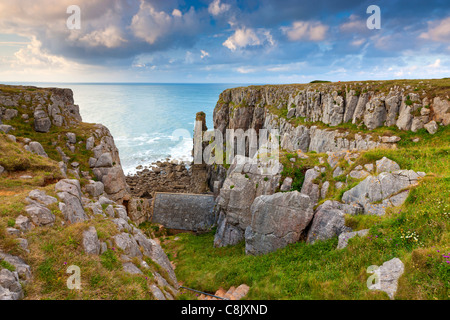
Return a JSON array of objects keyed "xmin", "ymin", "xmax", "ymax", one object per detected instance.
[
  {"xmin": 27, "ymin": 189, "xmax": 57, "ymax": 206},
  {"xmin": 122, "ymin": 262, "xmax": 142, "ymax": 275},
  {"xmin": 66, "ymin": 132, "xmax": 76, "ymax": 144},
  {"xmin": 82, "ymin": 226, "xmax": 100, "ymax": 255},
  {"xmin": 85, "ymin": 181, "xmax": 104, "ymax": 198},
  {"xmin": 0, "ymin": 125, "xmax": 13, "ymax": 134},
  {"xmin": 364, "ymin": 163, "xmax": 374, "ymax": 172},
  {"xmin": 424, "ymin": 120, "xmax": 438, "ymax": 134},
  {"xmin": 380, "ymin": 136, "xmax": 401, "ymax": 143},
  {"xmin": 6, "ymin": 228, "xmax": 20, "ymax": 236},
  {"xmin": 280, "ymin": 177, "xmax": 293, "ymax": 192},
  {"xmin": 28, "ymin": 141, "xmax": 48, "ymax": 158},
  {"xmin": 333, "ymin": 166, "xmax": 343, "ymax": 178},
  {"xmin": 25, "ymin": 204, "xmax": 55, "ymax": 226},
  {"xmin": 368, "ymin": 258, "xmax": 404, "ymax": 300},
  {"xmin": 337, "ymin": 229, "xmax": 369, "ymax": 249},
  {"xmin": 113, "ymin": 233, "xmax": 142, "ymax": 258},
  {"xmin": 6, "ymin": 135, "xmax": 16, "ymax": 143},
  {"xmin": 15, "ymin": 215, "xmax": 32, "ymax": 232},
  {"xmin": 321, "ymin": 181, "xmax": 330, "ymax": 199},
  {"xmin": 376, "ymin": 157, "xmax": 400, "ymax": 173}
]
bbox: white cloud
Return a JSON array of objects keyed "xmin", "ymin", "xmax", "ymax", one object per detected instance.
[
  {"xmin": 208, "ymin": 0, "xmax": 230, "ymax": 16},
  {"xmin": 223, "ymin": 27, "xmax": 274, "ymax": 51},
  {"xmin": 420, "ymin": 17, "xmax": 450, "ymax": 42},
  {"xmin": 351, "ymin": 38, "xmax": 366, "ymax": 47},
  {"xmin": 200, "ymin": 50, "xmax": 210, "ymax": 59},
  {"xmin": 339, "ymin": 15, "xmax": 366, "ymax": 33},
  {"xmin": 172, "ymin": 9, "xmax": 182, "ymax": 17},
  {"xmin": 236, "ymin": 66, "xmax": 256, "ymax": 74},
  {"xmin": 79, "ymin": 26, "xmax": 127, "ymax": 48},
  {"xmin": 281, "ymin": 21, "xmax": 328, "ymax": 41},
  {"xmin": 427, "ymin": 59, "xmax": 441, "ymax": 68}
]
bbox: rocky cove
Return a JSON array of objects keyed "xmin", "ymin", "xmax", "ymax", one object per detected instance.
[{"xmin": 0, "ymin": 79, "xmax": 449, "ymax": 300}]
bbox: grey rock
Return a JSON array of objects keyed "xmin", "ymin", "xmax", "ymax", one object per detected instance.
[
  {"xmin": 86, "ymin": 137, "xmax": 95, "ymax": 150},
  {"xmin": 95, "ymin": 153, "xmax": 113, "ymax": 168},
  {"xmin": 337, "ymin": 229, "xmax": 369, "ymax": 249},
  {"xmin": 113, "ymin": 233, "xmax": 142, "ymax": 258},
  {"xmin": 133, "ymin": 232, "xmax": 178, "ymax": 286},
  {"xmin": 306, "ymin": 200, "xmax": 352, "ymax": 244},
  {"xmin": 34, "ymin": 108, "xmax": 51, "ymax": 133},
  {"xmin": 3, "ymin": 109, "xmax": 18, "ymax": 120},
  {"xmin": 424, "ymin": 120, "xmax": 438, "ymax": 134},
  {"xmin": 112, "ymin": 218, "xmax": 132, "ymax": 232},
  {"xmin": 376, "ymin": 157, "xmax": 400, "ymax": 173},
  {"xmin": 368, "ymin": 258, "xmax": 404, "ymax": 299},
  {"xmin": 280, "ymin": 177, "xmax": 293, "ymax": 192},
  {"xmin": 15, "ymin": 215, "xmax": 32, "ymax": 232},
  {"xmin": 0, "ymin": 165, "xmax": 4, "ymax": 175},
  {"xmin": 105, "ymin": 205, "xmax": 115, "ymax": 218},
  {"xmin": 28, "ymin": 142, "xmax": 48, "ymax": 157},
  {"xmin": 6, "ymin": 135, "xmax": 16, "ymax": 143},
  {"xmin": 99, "ymin": 196, "xmax": 114, "ymax": 206},
  {"xmin": 82, "ymin": 226, "xmax": 100, "ymax": 255},
  {"xmin": 300, "ymin": 168, "xmax": 320, "ymax": 205},
  {"xmin": 333, "ymin": 166, "xmax": 343, "ymax": 178},
  {"xmin": 122, "ymin": 262, "xmax": 142, "ymax": 274},
  {"xmin": 245, "ymin": 191, "xmax": 314, "ymax": 255},
  {"xmin": 0, "ymin": 252, "xmax": 32, "ymax": 281},
  {"xmin": 342, "ymin": 170, "xmax": 419, "ymax": 215},
  {"xmin": 25, "ymin": 204, "xmax": 55, "ymax": 226},
  {"xmin": 27, "ymin": 189, "xmax": 57, "ymax": 206},
  {"xmin": 321, "ymin": 181, "xmax": 330, "ymax": 199},
  {"xmin": 6, "ymin": 228, "xmax": 20, "ymax": 236},
  {"xmin": 0, "ymin": 125, "xmax": 13, "ymax": 134},
  {"xmin": 85, "ymin": 181, "xmax": 104, "ymax": 198},
  {"xmin": 66, "ymin": 132, "xmax": 76, "ymax": 144},
  {"xmin": 150, "ymin": 284, "xmax": 166, "ymax": 300},
  {"xmin": 0, "ymin": 269, "xmax": 23, "ymax": 300}
]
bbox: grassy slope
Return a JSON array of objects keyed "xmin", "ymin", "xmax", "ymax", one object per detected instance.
[{"xmin": 162, "ymin": 120, "xmax": 450, "ymax": 300}]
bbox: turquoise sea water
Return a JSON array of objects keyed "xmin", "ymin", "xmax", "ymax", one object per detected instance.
[{"xmin": 7, "ymin": 83, "xmax": 241, "ymax": 174}]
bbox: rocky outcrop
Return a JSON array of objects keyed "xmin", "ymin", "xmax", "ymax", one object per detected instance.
[
  {"xmin": 214, "ymin": 155, "xmax": 283, "ymax": 247},
  {"xmin": 342, "ymin": 168, "xmax": 424, "ymax": 216},
  {"xmin": 212, "ymin": 83, "xmax": 448, "ymax": 161},
  {"xmin": 245, "ymin": 191, "xmax": 314, "ymax": 255},
  {"xmin": 55, "ymin": 179, "xmax": 89, "ymax": 223}
]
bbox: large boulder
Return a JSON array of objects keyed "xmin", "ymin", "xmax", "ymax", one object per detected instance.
[
  {"xmin": 0, "ymin": 269, "xmax": 23, "ymax": 300},
  {"xmin": 300, "ymin": 168, "xmax": 320, "ymax": 205},
  {"xmin": 306, "ymin": 201, "xmax": 352, "ymax": 244},
  {"xmin": 245, "ymin": 191, "xmax": 314, "ymax": 255},
  {"xmin": 368, "ymin": 258, "xmax": 404, "ymax": 300},
  {"xmin": 113, "ymin": 232, "xmax": 142, "ymax": 258},
  {"xmin": 213, "ymin": 155, "xmax": 283, "ymax": 248},
  {"xmin": 82, "ymin": 226, "xmax": 100, "ymax": 255},
  {"xmin": 55, "ymin": 179, "xmax": 88, "ymax": 223},
  {"xmin": 33, "ymin": 108, "xmax": 51, "ymax": 133},
  {"xmin": 28, "ymin": 142, "xmax": 48, "ymax": 158},
  {"xmin": 342, "ymin": 170, "xmax": 421, "ymax": 215},
  {"xmin": 25, "ymin": 205, "xmax": 55, "ymax": 226}
]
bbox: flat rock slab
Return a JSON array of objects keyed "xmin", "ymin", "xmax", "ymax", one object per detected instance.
[{"xmin": 151, "ymin": 192, "xmax": 215, "ymax": 232}]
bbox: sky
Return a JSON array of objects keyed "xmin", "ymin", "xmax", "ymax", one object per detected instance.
[{"xmin": 0, "ymin": 0, "xmax": 449, "ymax": 84}]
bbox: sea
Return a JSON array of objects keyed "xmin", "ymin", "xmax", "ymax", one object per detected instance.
[{"xmin": 6, "ymin": 83, "xmax": 244, "ymax": 175}]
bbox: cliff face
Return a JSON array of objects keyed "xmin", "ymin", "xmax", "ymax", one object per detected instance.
[
  {"xmin": 0, "ymin": 85, "xmax": 128, "ymax": 203},
  {"xmin": 213, "ymin": 81, "xmax": 449, "ymax": 159},
  {"xmin": 214, "ymin": 80, "xmax": 449, "ymax": 135},
  {"xmin": 0, "ymin": 85, "xmax": 178, "ymax": 300},
  {"xmin": 209, "ymin": 79, "xmax": 449, "ymax": 253}
]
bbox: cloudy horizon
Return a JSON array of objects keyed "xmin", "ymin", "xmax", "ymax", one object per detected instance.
[{"xmin": 0, "ymin": 0, "xmax": 449, "ymax": 84}]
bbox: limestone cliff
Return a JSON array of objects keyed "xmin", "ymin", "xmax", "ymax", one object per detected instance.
[
  {"xmin": 208, "ymin": 79, "xmax": 448, "ymax": 253},
  {"xmin": 0, "ymin": 84, "xmax": 177, "ymax": 300}
]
